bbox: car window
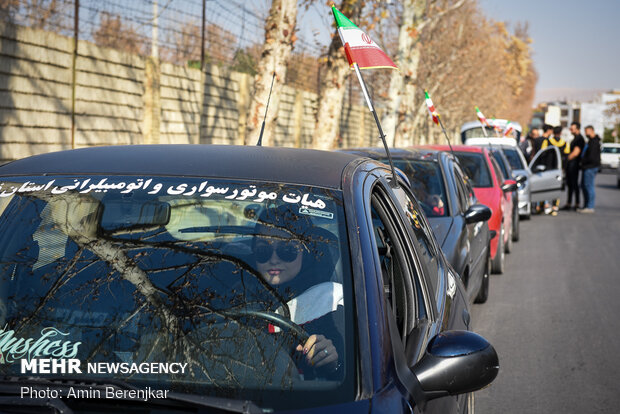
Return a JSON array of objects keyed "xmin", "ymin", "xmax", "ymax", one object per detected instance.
[
  {"xmin": 454, "ymin": 152, "xmax": 493, "ymax": 188},
  {"xmin": 601, "ymin": 146, "xmax": 620, "ymax": 154},
  {"xmin": 0, "ymin": 175, "xmax": 355, "ymax": 410},
  {"xmin": 390, "ymin": 159, "xmax": 448, "ymax": 217},
  {"xmin": 491, "ymin": 151, "xmax": 511, "ymax": 179},
  {"xmin": 452, "ymin": 164, "xmax": 470, "ymax": 212},
  {"xmin": 531, "ymin": 147, "xmax": 558, "ymax": 171},
  {"xmin": 396, "ymin": 188, "xmax": 440, "ymax": 307},
  {"xmin": 490, "ymin": 157, "xmax": 505, "ymax": 184},
  {"xmin": 370, "ymin": 192, "xmax": 417, "ymax": 344},
  {"xmin": 502, "ymin": 148, "xmax": 525, "ymax": 170}
]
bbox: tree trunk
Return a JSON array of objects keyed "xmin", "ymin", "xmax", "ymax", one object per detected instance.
[
  {"xmin": 244, "ymin": 0, "xmax": 297, "ymax": 146},
  {"xmin": 382, "ymin": 0, "xmax": 426, "ymax": 148},
  {"xmin": 312, "ymin": 2, "xmax": 364, "ymax": 150}
]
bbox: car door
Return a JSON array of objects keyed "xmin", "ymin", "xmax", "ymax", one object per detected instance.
[
  {"xmin": 528, "ymin": 146, "xmax": 562, "ymax": 203},
  {"xmin": 453, "ymin": 162, "xmax": 485, "ymax": 295}
]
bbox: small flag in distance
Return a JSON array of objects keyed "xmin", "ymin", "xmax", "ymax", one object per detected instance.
[{"xmin": 425, "ymin": 90, "xmax": 440, "ymax": 125}]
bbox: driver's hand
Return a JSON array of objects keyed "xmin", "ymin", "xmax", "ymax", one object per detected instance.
[{"xmin": 295, "ymin": 334, "xmax": 338, "ymax": 367}]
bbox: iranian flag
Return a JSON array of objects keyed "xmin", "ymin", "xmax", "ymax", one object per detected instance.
[
  {"xmin": 503, "ymin": 121, "xmax": 514, "ymax": 137},
  {"xmin": 425, "ymin": 90, "xmax": 440, "ymax": 125},
  {"xmin": 475, "ymin": 106, "xmax": 490, "ymax": 127},
  {"xmin": 332, "ymin": 6, "xmax": 397, "ymax": 70}
]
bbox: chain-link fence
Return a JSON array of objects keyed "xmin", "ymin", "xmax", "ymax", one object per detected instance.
[{"xmin": 0, "ymin": 0, "xmax": 328, "ymax": 93}]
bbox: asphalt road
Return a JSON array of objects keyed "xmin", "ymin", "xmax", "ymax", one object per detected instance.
[{"xmin": 471, "ymin": 171, "xmax": 620, "ymax": 413}]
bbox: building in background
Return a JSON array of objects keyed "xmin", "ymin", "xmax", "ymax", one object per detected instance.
[{"xmin": 532, "ymin": 89, "xmax": 619, "ymax": 142}]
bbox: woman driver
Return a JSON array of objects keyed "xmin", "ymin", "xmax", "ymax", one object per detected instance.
[{"xmin": 252, "ymin": 205, "xmax": 343, "ymax": 377}]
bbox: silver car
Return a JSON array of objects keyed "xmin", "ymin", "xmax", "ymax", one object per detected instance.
[{"xmin": 464, "ymin": 137, "xmax": 563, "ymax": 219}]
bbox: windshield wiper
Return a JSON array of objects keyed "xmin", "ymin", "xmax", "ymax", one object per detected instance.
[{"xmin": 0, "ymin": 376, "xmax": 268, "ymax": 414}]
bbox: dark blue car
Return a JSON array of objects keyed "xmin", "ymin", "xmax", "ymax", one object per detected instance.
[
  {"xmin": 339, "ymin": 148, "xmax": 492, "ymax": 305},
  {"xmin": 0, "ymin": 145, "xmax": 497, "ymax": 413}
]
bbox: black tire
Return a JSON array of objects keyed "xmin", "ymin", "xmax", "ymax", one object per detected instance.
[
  {"xmin": 512, "ymin": 208, "xmax": 520, "ymax": 242},
  {"xmin": 505, "ymin": 222, "xmax": 512, "ymax": 254},
  {"xmin": 491, "ymin": 226, "xmax": 504, "ymax": 274},
  {"xmin": 474, "ymin": 252, "xmax": 491, "ymax": 304}
]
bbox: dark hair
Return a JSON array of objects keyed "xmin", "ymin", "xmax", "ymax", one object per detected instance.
[
  {"xmin": 553, "ymin": 126, "xmax": 562, "ymax": 136},
  {"xmin": 584, "ymin": 125, "xmax": 594, "ymax": 131},
  {"xmin": 571, "ymin": 121, "xmax": 581, "ymax": 129},
  {"xmin": 542, "ymin": 124, "xmax": 553, "ymax": 133}
]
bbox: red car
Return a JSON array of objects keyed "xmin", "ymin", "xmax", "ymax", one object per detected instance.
[{"xmin": 427, "ymin": 145, "xmax": 517, "ymax": 274}]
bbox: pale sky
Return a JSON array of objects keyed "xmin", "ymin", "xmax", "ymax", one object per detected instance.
[
  {"xmin": 478, "ymin": 0, "xmax": 620, "ymax": 102},
  {"xmin": 301, "ymin": 0, "xmax": 620, "ymax": 104}
]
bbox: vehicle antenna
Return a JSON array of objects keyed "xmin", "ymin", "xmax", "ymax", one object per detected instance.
[
  {"xmin": 352, "ymin": 63, "xmax": 399, "ymax": 188},
  {"xmin": 256, "ymin": 72, "xmax": 276, "ymax": 147}
]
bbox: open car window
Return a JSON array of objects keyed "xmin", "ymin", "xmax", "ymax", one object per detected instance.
[{"xmin": 0, "ymin": 175, "xmax": 355, "ymax": 411}]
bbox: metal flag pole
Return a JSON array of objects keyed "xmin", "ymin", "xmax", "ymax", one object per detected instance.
[
  {"xmin": 436, "ymin": 115, "xmax": 456, "ymax": 155},
  {"xmin": 352, "ymin": 61, "xmax": 399, "ymax": 187}
]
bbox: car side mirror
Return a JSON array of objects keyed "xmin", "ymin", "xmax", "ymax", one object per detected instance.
[
  {"xmin": 501, "ymin": 180, "xmax": 518, "ymax": 193},
  {"xmin": 412, "ymin": 331, "xmax": 499, "ymax": 401},
  {"xmin": 534, "ymin": 164, "xmax": 546, "ymax": 173},
  {"xmin": 515, "ymin": 174, "xmax": 527, "ymax": 184},
  {"xmin": 465, "ymin": 204, "xmax": 491, "ymax": 224}
]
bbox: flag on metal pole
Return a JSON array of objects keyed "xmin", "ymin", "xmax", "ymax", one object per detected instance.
[
  {"xmin": 503, "ymin": 121, "xmax": 514, "ymax": 137},
  {"xmin": 491, "ymin": 117, "xmax": 501, "ymax": 137},
  {"xmin": 332, "ymin": 5, "xmax": 398, "ymax": 185},
  {"xmin": 475, "ymin": 106, "xmax": 489, "ymax": 137},
  {"xmin": 333, "ymin": 6, "xmax": 398, "ymax": 70},
  {"xmin": 424, "ymin": 90, "xmax": 440, "ymax": 125},
  {"xmin": 423, "ymin": 89, "xmax": 455, "ymax": 154}
]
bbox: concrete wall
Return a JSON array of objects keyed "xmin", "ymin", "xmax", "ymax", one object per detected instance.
[{"xmin": 0, "ymin": 23, "xmax": 374, "ymax": 163}]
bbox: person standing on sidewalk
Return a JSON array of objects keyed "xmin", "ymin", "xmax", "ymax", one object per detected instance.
[
  {"xmin": 563, "ymin": 122, "xmax": 585, "ymax": 210},
  {"xmin": 578, "ymin": 125, "xmax": 601, "ymax": 213},
  {"xmin": 541, "ymin": 126, "xmax": 570, "ymax": 215}
]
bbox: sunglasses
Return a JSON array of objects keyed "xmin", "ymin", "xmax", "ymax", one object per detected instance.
[{"xmin": 254, "ymin": 241, "xmax": 303, "ymax": 263}]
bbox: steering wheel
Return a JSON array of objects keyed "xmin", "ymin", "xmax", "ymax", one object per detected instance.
[{"xmin": 224, "ymin": 309, "xmax": 310, "ymax": 343}]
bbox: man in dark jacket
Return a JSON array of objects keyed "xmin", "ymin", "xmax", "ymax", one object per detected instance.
[
  {"xmin": 563, "ymin": 122, "xmax": 585, "ymax": 210},
  {"xmin": 578, "ymin": 125, "xmax": 601, "ymax": 213}
]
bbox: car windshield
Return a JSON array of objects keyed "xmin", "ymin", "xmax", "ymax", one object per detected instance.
[
  {"xmin": 390, "ymin": 159, "xmax": 448, "ymax": 217},
  {"xmin": 454, "ymin": 152, "xmax": 493, "ymax": 188},
  {"xmin": 0, "ymin": 175, "xmax": 354, "ymax": 410},
  {"xmin": 462, "ymin": 126, "xmax": 496, "ymax": 139},
  {"xmin": 502, "ymin": 148, "xmax": 525, "ymax": 170},
  {"xmin": 602, "ymin": 146, "xmax": 620, "ymax": 154}
]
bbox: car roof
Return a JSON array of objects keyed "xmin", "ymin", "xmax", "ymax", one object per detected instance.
[
  {"xmin": 0, "ymin": 145, "xmax": 361, "ymax": 189},
  {"xmin": 464, "ymin": 137, "xmax": 518, "ymax": 147},
  {"xmin": 338, "ymin": 147, "xmax": 442, "ymax": 162},
  {"xmin": 461, "ymin": 119, "xmax": 522, "ymax": 133},
  {"xmin": 425, "ymin": 144, "xmax": 488, "ymax": 155}
]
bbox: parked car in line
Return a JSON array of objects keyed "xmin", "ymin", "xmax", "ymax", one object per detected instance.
[
  {"xmin": 601, "ymin": 143, "xmax": 620, "ymax": 170},
  {"xmin": 430, "ymin": 145, "xmax": 516, "ymax": 274},
  {"xmin": 464, "ymin": 137, "xmax": 563, "ymax": 219},
  {"xmin": 338, "ymin": 147, "xmax": 493, "ymax": 304},
  {"xmin": 460, "ymin": 120, "xmax": 523, "ymax": 144},
  {"xmin": 0, "ymin": 145, "xmax": 498, "ymax": 413},
  {"xmin": 488, "ymin": 148, "xmax": 521, "ymax": 242}
]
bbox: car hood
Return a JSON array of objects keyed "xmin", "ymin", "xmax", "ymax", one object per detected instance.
[{"xmin": 428, "ymin": 216, "xmax": 453, "ymax": 248}]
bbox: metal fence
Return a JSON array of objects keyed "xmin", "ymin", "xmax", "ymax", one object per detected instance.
[{"xmin": 1, "ymin": 0, "xmax": 329, "ymax": 92}]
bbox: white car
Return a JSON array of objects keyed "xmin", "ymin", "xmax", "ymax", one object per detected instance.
[
  {"xmin": 460, "ymin": 120, "xmax": 523, "ymax": 144},
  {"xmin": 463, "ymin": 135, "xmax": 563, "ymax": 219},
  {"xmin": 601, "ymin": 143, "xmax": 620, "ymax": 170}
]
